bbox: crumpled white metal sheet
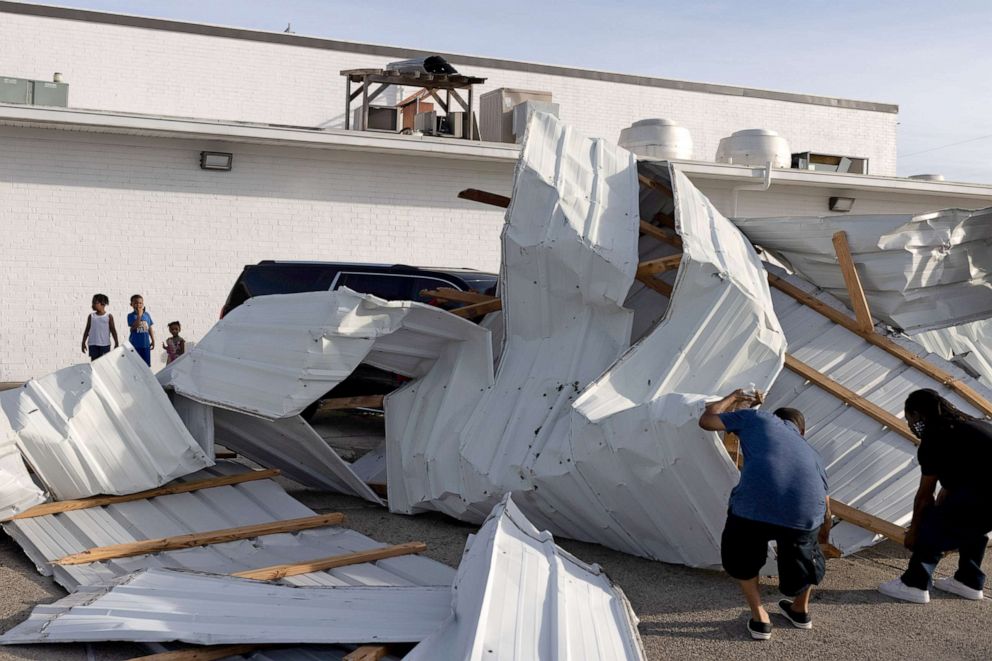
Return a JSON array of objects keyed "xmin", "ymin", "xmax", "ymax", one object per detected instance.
[
  {"xmin": 407, "ymin": 495, "xmax": 645, "ymax": 661},
  {"xmin": 0, "ymin": 568, "xmax": 453, "ymax": 645},
  {"xmin": 2, "ymin": 462, "xmax": 455, "ymax": 592},
  {"xmin": 168, "ymin": 391, "xmax": 215, "ymax": 456},
  {"xmin": 732, "ymin": 208, "xmax": 992, "ymax": 334},
  {"xmin": 0, "ymin": 432, "xmax": 45, "ymax": 520},
  {"xmin": 0, "ymin": 345, "xmax": 212, "ymax": 500},
  {"xmin": 761, "ymin": 265, "xmax": 992, "ymax": 553},
  {"xmin": 213, "ymin": 408, "xmax": 383, "ymax": 504},
  {"xmin": 915, "ymin": 318, "xmax": 992, "ymax": 385},
  {"xmin": 387, "ymin": 114, "xmax": 786, "ymax": 566}
]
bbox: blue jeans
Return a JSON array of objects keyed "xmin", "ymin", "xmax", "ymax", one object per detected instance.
[
  {"xmin": 902, "ymin": 488, "xmax": 992, "ymax": 591},
  {"xmin": 88, "ymin": 345, "xmax": 111, "ymax": 361},
  {"xmin": 133, "ymin": 345, "xmax": 152, "ymax": 366}
]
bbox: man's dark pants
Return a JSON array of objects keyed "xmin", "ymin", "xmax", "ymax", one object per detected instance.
[{"xmin": 722, "ymin": 512, "xmax": 825, "ymax": 596}]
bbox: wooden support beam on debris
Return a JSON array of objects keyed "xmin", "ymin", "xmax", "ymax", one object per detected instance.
[
  {"xmin": 55, "ymin": 513, "xmax": 346, "ymax": 565},
  {"xmin": 128, "ymin": 645, "xmax": 269, "ymax": 661},
  {"xmin": 636, "ymin": 254, "xmax": 682, "ymax": 277},
  {"xmin": 421, "ymin": 287, "xmax": 496, "ymax": 304},
  {"xmin": 318, "ymin": 395, "xmax": 386, "ymax": 412},
  {"xmin": 638, "ymin": 174, "xmax": 674, "ymax": 198},
  {"xmin": 231, "ymin": 542, "xmax": 427, "ymax": 581},
  {"xmin": 784, "ymin": 355, "xmax": 916, "ymax": 444},
  {"xmin": 344, "ymin": 646, "xmax": 392, "ymax": 661},
  {"xmin": 449, "ymin": 298, "xmax": 504, "ymax": 319},
  {"xmin": 769, "ymin": 274, "xmax": 992, "ymax": 418},
  {"xmin": 832, "ymin": 231, "xmax": 875, "ymax": 333},
  {"xmin": 830, "ymin": 499, "xmax": 907, "ymax": 545},
  {"xmin": 9, "ymin": 469, "xmax": 282, "ymax": 520},
  {"xmin": 457, "ymin": 188, "xmax": 510, "ymax": 208}
]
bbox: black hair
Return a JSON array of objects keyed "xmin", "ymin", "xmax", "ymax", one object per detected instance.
[
  {"xmin": 168, "ymin": 321, "xmax": 181, "ymax": 329},
  {"xmin": 130, "ymin": 294, "xmax": 143, "ymax": 303},
  {"xmin": 92, "ymin": 293, "xmax": 109, "ymax": 305},
  {"xmin": 905, "ymin": 389, "xmax": 976, "ymax": 425},
  {"xmin": 774, "ymin": 407, "xmax": 805, "ymax": 434}
]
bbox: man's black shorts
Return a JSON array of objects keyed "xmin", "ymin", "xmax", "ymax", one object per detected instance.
[{"xmin": 721, "ymin": 512, "xmax": 825, "ymax": 597}]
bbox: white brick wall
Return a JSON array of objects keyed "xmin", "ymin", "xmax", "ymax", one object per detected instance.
[
  {"xmin": 0, "ymin": 126, "xmax": 513, "ymax": 379},
  {"xmin": 0, "ymin": 12, "xmax": 898, "ymax": 174}
]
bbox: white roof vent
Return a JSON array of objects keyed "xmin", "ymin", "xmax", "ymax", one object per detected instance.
[
  {"xmin": 908, "ymin": 173, "xmax": 945, "ymax": 182},
  {"xmin": 716, "ymin": 129, "xmax": 790, "ymax": 168},
  {"xmin": 618, "ymin": 119, "xmax": 693, "ymax": 160}
]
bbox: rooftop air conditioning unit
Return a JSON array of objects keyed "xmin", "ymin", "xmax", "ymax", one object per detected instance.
[
  {"xmin": 618, "ymin": 119, "xmax": 693, "ymax": 160},
  {"xmin": 480, "ymin": 88, "xmax": 553, "ymax": 143},
  {"xmin": 511, "ymin": 101, "xmax": 559, "ymax": 143},
  {"xmin": 791, "ymin": 151, "xmax": 868, "ymax": 175},
  {"xmin": 352, "ymin": 106, "xmax": 401, "ymax": 133},
  {"xmin": 716, "ymin": 129, "xmax": 790, "ymax": 168},
  {"xmin": 0, "ymin": 76, "xmax": 68, "ymax": 107}
]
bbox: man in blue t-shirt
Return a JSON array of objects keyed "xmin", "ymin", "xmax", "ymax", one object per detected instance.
[
  {"xmin": 127, "ymin": 294, "xmax": 156, "ymax": 366},
  {"xmin": 699, "ymin": 388, "xmax": 832, "ymax": 641}
]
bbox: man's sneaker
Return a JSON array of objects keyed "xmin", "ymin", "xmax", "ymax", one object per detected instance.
[
  {"xmin": 934, "ymin": 577, "xmax": 985, "ymax": 601},
  {"xmin": 778, "ymin": 599, "xmax": 812, "ymax": 629},
  {"xmin": 747, "ymin": 619, "xmax": 772, "ymax": 640},
  {"xmin": 878, "ymin": 578, "xmax": 930, "ymax": 603}
]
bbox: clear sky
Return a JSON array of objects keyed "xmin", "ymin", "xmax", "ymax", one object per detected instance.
[{"xmin": 18, "ymin": 0, "xmax": 992, "ymax": 182}]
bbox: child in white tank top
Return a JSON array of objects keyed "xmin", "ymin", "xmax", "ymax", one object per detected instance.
[{"xmin": 81, "ymin": 293, "xmax": 119, "ymax": 361}]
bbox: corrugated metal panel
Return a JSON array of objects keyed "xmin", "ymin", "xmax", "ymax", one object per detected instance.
[
  {"xmin": 0, "ymin": 568, "xmax": 452, "ymax": 645},
  {"xmin": 761, "ymin": 265, "xmax": 992, "ymax": 553},
  {"xmin": 0, "ymin": 433, "xmax": 45, "ymax": 519},
  {"xmin": 732, "ymin": 208, "xmax": 992, "ymax": 334},
  {"xmin": 168, "ymin": 391, "xmax": 215, "ymax": 456},
  {"xmin": 213, "ymin": 408, "xmax": 383, "ymax": 504},
  {"xmin": 0, "ymin": 345, "xmax": 212, "ymax": 500},
  {"xmin": 2, "ymin": 462, "xmax": 455, "ymax": 592},
  {"xmin": 386, "ymin": 115, "xmax": 786, "ymax": 567},
  {"xmin": 407, "ymin": 495, "xmax": 645, "ymax": 660},
  {"xmin": 915, "ymin": 318, "xmax": 992, "ymax": 384}
]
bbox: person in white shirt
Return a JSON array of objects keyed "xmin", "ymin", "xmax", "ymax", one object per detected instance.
[{"xmin": 80, "ymin": 293, "xmax": 119, "ymax": 360}]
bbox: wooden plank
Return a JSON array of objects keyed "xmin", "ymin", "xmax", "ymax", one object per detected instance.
[
  {"xmin": 636, "ymin": 273, "xmax": 673, "ymax": 297},
  {"xmin": 636, "ymin": 254, "xmax": 682, "ymax": 277},
  {"xmin": 128, "ymin": 645, "xmax": 268, "ymax": 661},
  {"xmin": 831, "ymin": 230, "xmax": 875, "ymax": 333},
  {"xmin": 344, "ymin": 646, "xmax": 391, "ymax": 661},
  {"xmin": 55, "ymin": 513, "xmax": 346, "ymax": 566},
  {"xmin": 318, "ymin": 395, "xmax": 385, "ymax": 412},
  {"xmin": 638, "ymin": 174, "xmax": 674, "ymax": 198},
  {"xmin": 368, "ymin": 482, "xmax": 388, "ymax": 498},
  {"xmin": 784, "ymin": 354, "xmax": 916, "ymax": 444},
  {"xmin": 231, "ymin": 542, "xmax": 427, "ymax": 581},
  {"xmin": 214, "ymin": 451, "xmax": 238, "ymax": 459},
  {"xmin": 420, "ymin": 287, "xmax": 496, "ymax": 304},
  {"xmin": 830, "ymin": 499, "xmax": 906, "ymax": 545},
  {"xmin": 639, "ymin": 220, "xmax": 682, "ymax": 248},
  {"xmin": 9, "ymin": 469, "xmax": 282, "ymax": 520},
  {"xmin": 821, "ymin": 543, "xmax": 844, "ymax": 559},
  {"xmin": 768, "ymin": 273, "xmax": 992, "ymax": 418},
  {"xmin": 457, "ymin": 188, "xmax": 510, "ymax": 208},
  {"xmin": 449, "ymin": 298, "xmax": 503, "ymax": 319}
]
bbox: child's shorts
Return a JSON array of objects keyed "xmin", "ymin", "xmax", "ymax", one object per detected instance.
[
  {"xmin": 133, "ymin": 345, "xmax": 152, "ymax": 366},
  {"xmin": 88, "ymin": 345, "xmax": 111, "ymax": 361}
]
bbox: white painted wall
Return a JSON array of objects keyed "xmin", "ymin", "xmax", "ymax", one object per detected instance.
[
  {"xmin": 0, "ymin": 126, "xmax": 512, "ymax": 379},
  {"xmin": 0, "ymin": 11, "xmax": 898, "ymax": 174}
]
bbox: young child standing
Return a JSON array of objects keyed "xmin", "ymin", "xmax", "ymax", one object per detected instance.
[
  {"xmin": 165, "ymin": 321, "xmax": 186, "ymax": 364},
  {"xmin": 80, "ymin": 293, "xmax": 119, "ymax": 360},
  {"xmin": 127, "ymin": 294, "xmax": 155, "ymax": 366}
]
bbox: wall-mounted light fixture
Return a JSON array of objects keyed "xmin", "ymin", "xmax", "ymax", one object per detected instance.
[
  {"xmin": 200, "ymin": 151, "xmax": 233, "ymax": 171},
  {"xmin": 828, "ymin": 196, "xmax": 855, "ymax": 212}
]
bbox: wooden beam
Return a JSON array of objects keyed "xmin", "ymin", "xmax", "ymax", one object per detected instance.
[
  {"xmin": 831, "ymin": 230, "xmax": 874, "ymax": 333},
  {"xmin": 449, "ymin": 298, "xmax": 503, "ymax": 319},
  {"xmin": 636, "ymin": 254, "xmax": 682, "ymax": 277},
  {"xmin": 214, "ymin": 450, "xmax": 238, "ymax": 459},
  {"xmin": 638, "ymin": 174, "xmax": 674, "ymax": 198},
  {"xmin": 635, "ymin": 272, "xmax": 674, "ymax": 297},
  {"xmin": 457, "ymin": 188, "xmax": 510, "ymax": 208},
  {"xmin": 768, "ymin": 274, "xmax": 992, "ymax": 418},
  {"xmin": 639, "ymin": 220, "xmax": 682, "ymax": 248},
  {"xmin": 368, "ymin": 482, "xmax": 388, "ymax": 498},
  {"xmin": 318, "ymin": 395, "xmax": 385, "ymax": 412},
  {"xmin": 128, "ymin": 645, "xmax": 268, "ymax": 661},
  {"xmin": 784, "ymin": 354, "xmax": 916, "ymax": 444},
  {"xmin": 420, "ymin": 287, "xmax": 496, "ymax": 304},
  {"xmin": 9, "ymin": 469, "xmax": 282, "ymax": 520},
  {"xmin": 55, "ymin": 513, "xmax": 346, "ymax": 566},
  {"xmin": 231, "ymin": 542, "xmax": 427, "ymax": 581},
  {"xmin": 830, "ymin": 499, "xmax": 906, "ymax": 545},
  {"xmin": 344, "ymin": 646, "xmax": 391, "ymax": 661}
]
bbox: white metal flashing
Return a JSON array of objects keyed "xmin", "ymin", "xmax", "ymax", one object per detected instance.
[
  {"xmin": 733, "ymin": 208, "xmax": 992, "ymax": 333},
  {"xmin": 407, "ymin": 495, "xmax": 645, "ymax": 661},
  {"xmin": 0, "ymin": 433, "xmax": 45, "ymax": 520},
  {"xmin": 915, "ymin": 319, "xmax": 992, "ymax": 384},
  {"xmin": 0, "ymin": 345, "xmax": 212, "ymax": 500},
  {"xmin": 0, "ymin": 568, "xmax": 452, "ymax": 645}
]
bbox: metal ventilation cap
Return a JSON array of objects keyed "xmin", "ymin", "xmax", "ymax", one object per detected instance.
[{"xmin": 908, "ymin": 173, "xmax": 945, "ymax": 181}]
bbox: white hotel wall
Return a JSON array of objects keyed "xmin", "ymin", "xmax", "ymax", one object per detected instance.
[
  {"xmin": 0, "ymin": 11, "xmax": 898, "ymax": 174},
  {"xmin": 0, "ymin": 126, "xmax": 512, "ymax": 379}
]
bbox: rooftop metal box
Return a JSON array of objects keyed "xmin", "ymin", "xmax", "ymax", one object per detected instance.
[
  {"xmin": 0, "ymin": 77, "xmax": 31, "ymax": 104},
  {"xmin": 31, "ymin": 80, "xmax": 68, "ymax": 107},
  {"xmin": 480, "ymin": 88, "xmax": 553, "ymax": 143}
]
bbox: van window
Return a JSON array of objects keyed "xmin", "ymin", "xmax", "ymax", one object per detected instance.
[
  {"xmin": 335, "ymin": 273, "xmax": 417, "ymax": 301},
  {"xmin": 243, "ymin": 266, "xmax": 334, "ymax": 297}
]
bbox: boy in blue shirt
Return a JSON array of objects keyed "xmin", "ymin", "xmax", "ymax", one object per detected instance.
[
  {"xmin": 700, "ymin": 388, "xmax": 832, "ymax": 641},
  {"xmin": 127, "ymin": 294, "xmax": 156, "ymax": 366}
]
